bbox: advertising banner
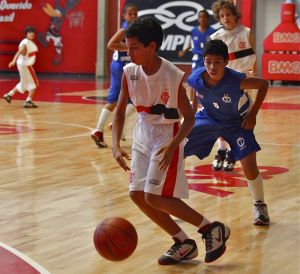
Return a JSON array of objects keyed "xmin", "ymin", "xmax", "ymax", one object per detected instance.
[
  {"xmin": 0, "ymin": 0, "xmax": 97, "ymax": 73},
  {"xmin": 123, "ymin": 0, "xmax": 219, "ymax": 64}
]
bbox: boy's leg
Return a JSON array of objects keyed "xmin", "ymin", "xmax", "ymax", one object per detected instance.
[
  {"xmin": 23, "ymin": 89, "xmax": 38, "ymax": 108},
  {"xmin": 145, "ymin": 193, "xmax": 230, "ymax": 264},
  {"xmin": 91, "ymin": 103, "xmax": 115, "ymax": 148},
  {"xmin": 240, "ymin": 152, "xmax": 270, "ymax": 226},
  {"xmin": 3, "ymin": 86, "xmax": 18, "ymax": 103}
]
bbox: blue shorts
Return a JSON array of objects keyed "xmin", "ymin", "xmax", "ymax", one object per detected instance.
[
  {"xmin": 184, "ymin": 110, "xmax": 261, "ymax": 160},
  {"xmin": 107, "ymin": 60, "xmax": 124, "ymax": 104}
]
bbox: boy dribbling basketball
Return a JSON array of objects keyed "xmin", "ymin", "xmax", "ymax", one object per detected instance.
[{"xmin": 112, "ymin": 17, "xmax": 230, "ymax": 265}]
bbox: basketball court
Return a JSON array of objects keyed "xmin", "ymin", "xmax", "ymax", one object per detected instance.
[
  {"xmin": 0, "ymin": 77, "xmax": 299, "ymax": 274},
  {"xmin": 0, "ymin": 0, "xmax": 299, "ymax": 273}
]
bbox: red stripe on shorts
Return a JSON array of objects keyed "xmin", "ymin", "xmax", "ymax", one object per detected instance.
[
  {"xmin": 162, "ymin": 122, "xmax": 179, "ymax": 197},
  {"xmin": 28, "ymin": 66, "xmax": 39, "ymax": 87}
]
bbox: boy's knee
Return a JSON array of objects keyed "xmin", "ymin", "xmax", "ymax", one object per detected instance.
[{"xmin": 144, "ymin": 193, "xmax": 160, "ymax": 208}]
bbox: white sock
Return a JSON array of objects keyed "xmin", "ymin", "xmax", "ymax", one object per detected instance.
[
  {"xmin": 8, "ymin": 90, "xmax": 17, "ymax": 97},
  {"xmin": 96, "ymin": 108, "xmax": 111, "ymax": 132},
  {"xmin": 218, "ymin": 138, "xmax": 228, "ymax": 151},
  {"xmin": 247, "ymin": 173, "xmax": 265, "ymax": 203},
  {"xmin": 198, "ymin": 217, "xmax": 210, "ymax": 230},
  {"xmin": 172, "ymin": 230, "xmax": 189, "ymax": 242}
]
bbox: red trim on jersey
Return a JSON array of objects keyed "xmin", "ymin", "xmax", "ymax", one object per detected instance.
[
  {"xmin": 27, "ymin": 66, "xmax": 39, "ymax": 87},
  {"xmin": 162, "ymin": 122, "xmax": 179, "ymax": 197},
  {"xmin": 136, "ymin": 105, "xmax": 151, "ymax": 113},
  {"xmin": 28, "ymin": 51, "xmax": 37, "ymax": 57}
]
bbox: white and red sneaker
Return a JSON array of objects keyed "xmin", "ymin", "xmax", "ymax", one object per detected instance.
[{"xmin": 90, "ymin": 130, "xmax": 107, "ymax": 148}]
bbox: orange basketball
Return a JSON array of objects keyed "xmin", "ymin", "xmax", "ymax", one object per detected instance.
[{"xmin": 93, "ymin": 217, "xmax": 138, "ymax": 261}]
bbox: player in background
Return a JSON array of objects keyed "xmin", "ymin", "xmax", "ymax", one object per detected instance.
[
  {"xmin": 209, "ymin": 0, "xmax": 257, "ymax": 171},
  {"xmin": 3, "ymin": 26, "xmax": 39, "ymax": 108},
  {"xmin": 178, "ymin": 10, "xmax": 216, "ymax": 71},
  {"xmin": 91, "ymin": 3, "xmax": 138, "ymax": 148},
  {"xmin": 112, "ymin": 17, "xmax": 230, "ymax": 265},
  {"xmin": 184, "ymin": 39, "xmax": 270, "ymax": 226}
]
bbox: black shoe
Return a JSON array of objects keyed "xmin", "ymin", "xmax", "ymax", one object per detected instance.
[
  {"xmin": 3, "ymin": 94, "xmax": 12, "ymax": 103},
  {"xmin": 199, "ymin": 221, "xmax": 230, "ymax": 263},
  {"xmin": 158, "ymin": 238, "xmax": 198, "ymax": 265},
  {"xmin": 23, "ymin": 101, "xmax": 38, "ymax": 108},
  {"xmin": 212, "ymin": 149, "xmax": 227, "ymax": 171}
]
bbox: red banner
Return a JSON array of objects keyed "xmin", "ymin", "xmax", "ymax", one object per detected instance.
[
  {"xmin": 0, "ymin": 0, "xmax": 97, "ymax": 74},
  {"xmin": 262, "ymin": 53, "xmax": 300, "ymax": 81}
]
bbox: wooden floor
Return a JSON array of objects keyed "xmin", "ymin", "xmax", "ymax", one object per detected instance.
[{"xmin": 0, "ymin": 79, "xmax": 299, "ymax": 274}]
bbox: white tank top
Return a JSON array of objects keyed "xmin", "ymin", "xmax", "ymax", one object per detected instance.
[
  {"xmin": 210, "ymin": 25, "xmax": 256, "ymax": 74},
  {"xmin": 17, "ymin": 38, "xmax": 38, "ymax": 66},
  {"xmin": 123, "ymin": 57, "xmax": 184, "ymax": 124}
]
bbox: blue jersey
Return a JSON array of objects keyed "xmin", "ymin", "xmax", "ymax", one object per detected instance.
[
  {"xmin": 184, "ymin": 67, "xmax": 260, "ymax": 161},
  {"xmin": 108, "ymin": 21, "xmax": 131, "ymax": 103},
  {"xmin": 112, "ymin": 21, "xmax": 131, "ymax": 65},
  {"xmin": 188, "ymin": 67, "xmax": 251, "ymax": 125},
  {"xmin": 190, "ymin": 26, "xmax": 215, "ymax": 69}
]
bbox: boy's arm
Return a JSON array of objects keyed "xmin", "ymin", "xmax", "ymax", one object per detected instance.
[
  {"xmin": 240, "ymin": 77, "xmax": 269, "ymax": 130},
  {"xmin": 112, "ymin": 74, "xmax": 131, "ymax": 171},
  {"xmin": 107, "ymin": 28, "xmax": 128, "ymax": 51},
  {"xmin": 249, "ymin": 30, "xmax": 257, "ymax": 75},
  {"xmin": 178, "ymin": 43, "xmax": 192, "ymax": 58},
  {"xmin": 8, "ymin": 44, "xmax": 26, "ymax": 68},
  {"xmin": 158, "ymin": 83, "xmax": 195, "ymax": 171}
]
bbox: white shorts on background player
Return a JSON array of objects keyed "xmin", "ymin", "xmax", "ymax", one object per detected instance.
[{"xmin": 129, "ymin": 117, "xmax": 189, "ymax": 199}]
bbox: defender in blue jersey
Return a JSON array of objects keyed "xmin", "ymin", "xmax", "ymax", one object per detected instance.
[
  {"xmin": 184, "ymin": 39, "xmax": 270, "ymax": 226},
  {"xmin": 91, "ymin": 3, "xmax": 137, "ymax": 148},
  {"xmin": 178, "ymin": 10, "xmax": 216, "ymax": 70}
]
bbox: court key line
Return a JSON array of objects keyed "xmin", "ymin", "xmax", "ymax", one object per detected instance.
[
  {"xmin": 0, "ymin": 120, "xmax": 93, "ymax": 143},
  {"xmin": 0, "ymin": 241, "xmax": 51, "ymax": 274}
]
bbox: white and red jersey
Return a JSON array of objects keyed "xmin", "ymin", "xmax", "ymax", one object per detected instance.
[
  {"xmin": 17, "ymin": 38, "xmax": 38, "ymax": 67},
  {"xmin": 123, "ymin": 57, "xmax": 184, "ymax": 124},
  {"xmin": 210, "ymin": 24, "xmax": 256, "ymax": 75}
]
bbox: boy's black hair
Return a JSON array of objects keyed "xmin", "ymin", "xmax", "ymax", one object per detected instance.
[
  {"xmin": 125, "ymin": 17, "xmax": 163, "ymax": 51},
  {"xmin": 203, "ymin": 39, "xmax": 229, "ymax": 60},
  {"xmin": 199, "ymin": 9, "xmax": 210, "ymax": 18},
  {"xmin": 25, "ymin": 25, "xmax": 36, "ymax": 34},
  {"xmin": 122, "ymin": 2, "xmax": 138, "ymax": 15}
]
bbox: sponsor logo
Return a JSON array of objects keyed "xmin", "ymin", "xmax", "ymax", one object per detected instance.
[
  {"xmin": 273, "ymin": 32, "xmax": 300, "ymax": 43},
  {"xmin": 213, "ymin": 102, "xmax": 219, "ymax": 109},
  {"xmin": 149, "ymin": 179, "xmax": 161, "ymax": 186},
  {"xmin": 179, "ymin": 247, "xmax": 192, "ymax": 257},
  {"xmin": 130, "ymin": 75, "xmax": 139, "ymax": 80},
  {"xmin": 222, "ymin": 93, "xmax": 231, "ymax": 103},
  {"xmin": 215, "ymin": 227, "xmax": 222, "ymax": 242},
  {"xmin": 237, "ymin": 137, "xmax": 246, "ymax": 149},
  {"xmin": 129, "ymin": 171, "xmax": 134, "ymax": 184},
  {"xmin": 268, "ymin": 60, "xmax": 300, "ymax": 75}
]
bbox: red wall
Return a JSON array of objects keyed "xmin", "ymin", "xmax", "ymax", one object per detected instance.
[{"xmin": 0, "ymin": 0, "xmax": 97, "ymax": 74}]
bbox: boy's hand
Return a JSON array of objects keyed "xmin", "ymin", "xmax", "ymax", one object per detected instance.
[
  {"xmin": 157, "ymin": 145, "xmax": 175, "ymax": 171},
  {"xmin": 8, "ymin": 61, "xmax": 15, "ymax": 68},
  {"xmin": 113, "ymin": 147, "xmax": 131, "ymax": 171}
]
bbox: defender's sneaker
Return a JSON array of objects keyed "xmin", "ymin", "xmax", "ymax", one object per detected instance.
[
  {"xmin": 212, "ymin": 149, "xmax": 227, "ymax": 171},
  {"xmin": 23, "ymin": 101, "xmax": 38, "ymax": 108},
  {"xmin": 3, "ymin": 94, "xmax": 12, "ymax": 103},
  {"xmin": 223, "ymin": 157, "xmax": 236, "ymax": 172},
  {"xmin": 253, "ymin": 202, "xmax": 270, "ymax": 226},
  {"xmin": 199, "ymin": 221, "xmax": 230, "ymax": 263},
  {"xmin": 158, "ymin": 238, "xmax": 198, "ymax": 265},
  {"xmin": 91, "ymin": 130, "xmax": 107, "ymax": 148}
]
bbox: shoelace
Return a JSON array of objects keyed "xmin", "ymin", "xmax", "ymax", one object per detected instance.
[
  {"xmin": 255, "ymin": 203, "xmax": 267, "ymax": 215},
  {"xmin": 166, "ymin": 242, "xmax": 182, "ymax": 255},
  {"xmin": 202, "ymin": 232, "xmax": 213, "ymax": 251}
]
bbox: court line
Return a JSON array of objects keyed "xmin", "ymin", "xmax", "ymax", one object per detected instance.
[
  {"xmin": 267, "ymin": 94, "xmax": 300, "ymax": 103},
  {"xmin": 0, "ymin": 120, "xmax": 93, "ymax": 143},
  {"xmin": 0, "ymin": 241, "xmax": 51, "ymax": 274}
]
